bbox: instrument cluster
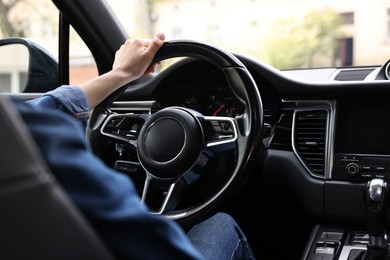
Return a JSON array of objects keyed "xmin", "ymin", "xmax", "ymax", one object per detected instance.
[{"xmin": 160, "ymin": 65, "xmax": 279, "ymax": 125}]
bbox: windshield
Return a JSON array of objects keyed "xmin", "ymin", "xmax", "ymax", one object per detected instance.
[{"xmin": 107, "ymin": 0, "xmax": 390, "ymax": 70}]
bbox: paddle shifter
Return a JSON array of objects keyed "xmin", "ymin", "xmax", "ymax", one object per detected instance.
[{"xmin": 364, "ymin": 178, "xmax": 390, "ymax": 260}]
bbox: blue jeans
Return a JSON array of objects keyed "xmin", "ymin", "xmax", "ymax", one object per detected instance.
[{"xmin": 187, "ymin": 212, "xmax": 256, "ymax": 259}]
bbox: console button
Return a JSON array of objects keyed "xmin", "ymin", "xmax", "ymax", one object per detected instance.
[
  {"xmin": 361, "ymin": 165, "xmax": 372, "ymax": 171},
  {"xmin": 320, "ymin": 232, "xmax": 343, "ymax": 240},
  {"xmin": 375, "ymin": 166, "xmax": 387, "ymax": 172},
  {"xmin": 341, "ymin": 155, "xmax": 359, "ymax": 161},
  {"xmin": 361, "ymin": 173, "xmax": 373, "ymax": 178},
  {"xmin": 346, "ymin": 163, "xmax": 359, "ymax": 176},
  {"xmin": 314, "ymin": 241, "xmax": 337, "ymax": 255}
]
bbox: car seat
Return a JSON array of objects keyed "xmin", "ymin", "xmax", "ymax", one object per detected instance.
[{"xmin": 0, "ymin": 95, "xmax": 115, "ymax": 260}]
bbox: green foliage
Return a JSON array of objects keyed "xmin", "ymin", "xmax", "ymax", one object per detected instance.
[{"xmin": 265, "ymin": 8, "xmax": 341, "ymax": 69}]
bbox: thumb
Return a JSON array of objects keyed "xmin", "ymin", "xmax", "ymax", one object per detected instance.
[{"xmin": 147, "ymin": 32, "xmax": 165, "ymax": 54}]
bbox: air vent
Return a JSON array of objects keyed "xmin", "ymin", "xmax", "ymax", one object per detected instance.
[
  {"xmin": 333, "ymin": 68, "xmax": 375, "ymax": 81},
  {"xmin": 294, "ymin": 110, "xmax": 327, "ymax": 177}
]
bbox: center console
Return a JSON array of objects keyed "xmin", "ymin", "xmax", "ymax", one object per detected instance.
[
  {"xmin": 332, "ymin": 100, "xmax": 390, "ymax": 182},
  {"xmin": 303, "ymin": 179, "xmax": 390, "ymax": 260},
  {"xmin": 303, "ymin": 225, "xmax": 382, "ymax": 260},
  {"xmin": 303, "ymin": 98, "xmax": 390, "ymax": 260},
  {"xmin": 333, "ymin": 154, "xmax": 390, "ymax": 182}
]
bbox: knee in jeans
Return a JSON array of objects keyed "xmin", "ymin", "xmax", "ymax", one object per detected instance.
[{"xmin": 209, "ymin": 212, "xmax": 237, "ymax": 227}]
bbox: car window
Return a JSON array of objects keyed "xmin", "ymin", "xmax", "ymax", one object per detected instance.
[
  {"xmin": 1, "ymin": 0, "xmax": 390, "ymax": 93},
  {"xmin": 0, "ymin": 0, "xmax": 58, "ymax": 93},
  {"xmin": 107, "ymin": 0, "xmax": 390, "ymax": 70},
  {"xmin": 0, "ymin": 0, "xmax": 98, "ymax": 93},
  {"xmin": 69, "ymin": 27, "xmax": 98, "ymax": 86}
]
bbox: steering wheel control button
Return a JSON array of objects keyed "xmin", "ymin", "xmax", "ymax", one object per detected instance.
[
  {"xmin": 137, "ymin": 107, "xmax": 204, "ymax": 179},
  {"xmin": 101, "ymin": 114, "xmax": 144, "ymax": 142},
  {"xmin": 203, "ymin": 118, "xmax": 237, "ymax": 146}
]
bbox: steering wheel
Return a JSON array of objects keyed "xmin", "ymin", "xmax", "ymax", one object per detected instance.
[{"xmin": 88, "ymin": 40, "xmax": 264, "ymax": 227}]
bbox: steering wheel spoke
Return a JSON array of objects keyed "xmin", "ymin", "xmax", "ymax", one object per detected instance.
[{"xmin": 141, "ymin": 174, "xmax": 185, "ymax": 214}]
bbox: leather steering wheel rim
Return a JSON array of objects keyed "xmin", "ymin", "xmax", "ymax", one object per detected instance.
[{"xmin": 89, "ymin": 40, "xmax": 264, "ymax": 227}]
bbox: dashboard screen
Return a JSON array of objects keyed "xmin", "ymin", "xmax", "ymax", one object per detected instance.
[{"xmin": 335, "ymin": 100, "xmax": 390, "ymax": 155}]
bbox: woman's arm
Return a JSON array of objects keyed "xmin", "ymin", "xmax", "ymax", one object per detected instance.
[
  {"xmin": 27, "ymin": 33, "xmax": 165, "ymax": 127},
  {"xmin": 79, "ymin": 33, "xmax": 165, "ymax": 109}
]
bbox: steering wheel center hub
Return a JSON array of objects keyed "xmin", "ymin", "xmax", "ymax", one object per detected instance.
[
  {"xmin": 144, "ymin": 117, "xmax": 185, "ymax": 162},
  {"xmin": 137, "ymin": 107, "xmax": 204, "ymax": 179}
]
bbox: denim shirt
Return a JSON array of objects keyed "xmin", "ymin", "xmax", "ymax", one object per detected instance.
[
  {"xmin": 13, "ymin": 85, "xmax": 203, "ymax": 260},
  {"xmin": 26, "ymin": 85, "xmax": 90, "ymax": 128}
]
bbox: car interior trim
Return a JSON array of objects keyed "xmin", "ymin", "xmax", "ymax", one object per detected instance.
[
  {"xmin": 110, "ymin": 100, "xmax": 155, "ymax": 114},
  {"xmin": 288, "ymin": 100, "xmax": 336, "ymax": 180}
]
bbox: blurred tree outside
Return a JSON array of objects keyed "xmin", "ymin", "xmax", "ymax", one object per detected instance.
[
  {"xmin": 0, "ymin": 0, "xmax": 56, "ymax": 39},
  {"xmin": 265, "ymin": 8, "xmax": 341, "ymax": 70},
  {"xmin": 0, "ymin": 0, "xmax": 25, "ymax": 37},
  {"xmin": 0, "ymin": 0, "xmax": 32, "ymax": 37}
]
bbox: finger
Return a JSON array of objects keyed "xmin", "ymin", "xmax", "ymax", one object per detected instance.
[
  {"xmin": 146, "ymin": 32, "xmax": 165, "ymax": 54},
  {"xmin": 145, "ymin": 63, "xmax": 157, "ymax": 75}
]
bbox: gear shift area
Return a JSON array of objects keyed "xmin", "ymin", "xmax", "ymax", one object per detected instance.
[
  {"xmin": 302, "ymin": 178, "xmax": 390, "ymax": 260},
  {"xmin": 341, "ymin": 178, "xmax": 389, "ymax": 260},
  {"xmin": 359, "ymin": 178, "xmax": 390, "ymax": 260}
]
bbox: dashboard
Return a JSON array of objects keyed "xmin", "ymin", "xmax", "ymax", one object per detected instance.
[
  {"xmin": 108, "ymin": 51, "xmax": 390, "ymax": 260},
  {"xmin": 115, "ymin": 52, "xmax": 390, "ymax": 193}
]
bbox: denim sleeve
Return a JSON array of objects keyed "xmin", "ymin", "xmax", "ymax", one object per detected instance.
[
  {"xmin": 27, "ymin": 85, "xmax": 90, "ymax": 127},
  {"xmin": 13, "ymin": 99, "xmax": 203, "ymax": 260}
]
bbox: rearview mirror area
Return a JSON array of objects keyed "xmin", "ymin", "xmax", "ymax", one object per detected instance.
[{"xmin": 0, "ymin": 38, "xmax": 59, "ymax": 93}]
